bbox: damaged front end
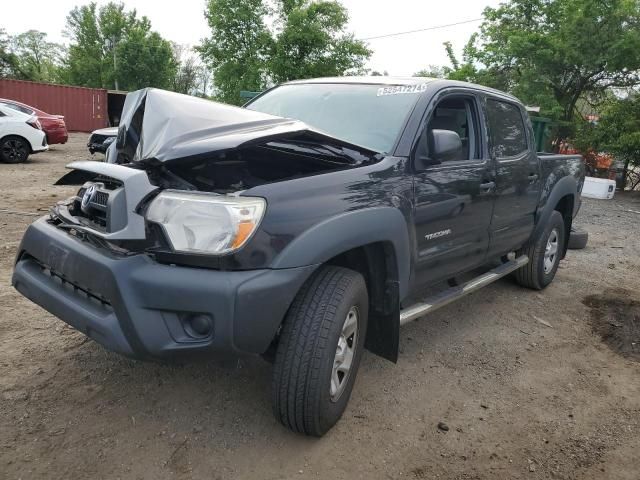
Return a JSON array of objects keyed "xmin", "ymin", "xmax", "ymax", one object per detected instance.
[
  {"xmin": 52, "ymin": 88, "xmax": 381, "ymax": 258},
  {"xmin": 105, "ymin": 87, "xmax": 380, "ymax": 192}
]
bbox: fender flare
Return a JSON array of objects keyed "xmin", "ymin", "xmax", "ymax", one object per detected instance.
[
  {"xmin": 270, "ymin": 206, "xmax": 412, "ymax": 298},
  {"xmin": 532, "ymin": 175, "xmax": 577, "ymax": 242}
]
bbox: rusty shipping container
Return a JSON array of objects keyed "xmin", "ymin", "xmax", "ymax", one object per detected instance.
[{"xmin": 0, "ymin": 79, "xmax": 108, "ymax": 132}]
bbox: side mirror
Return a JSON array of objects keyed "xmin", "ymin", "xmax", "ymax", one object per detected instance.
[{"xmin": 429, "ymin": 129, "xmax": 463, "ymax": 163}]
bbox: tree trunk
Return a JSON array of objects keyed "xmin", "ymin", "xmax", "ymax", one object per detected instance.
[{"xmin": 620, "ymin": 158, "xmax": 630, "ymax": 190}]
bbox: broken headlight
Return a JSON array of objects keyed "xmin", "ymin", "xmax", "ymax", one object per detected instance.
[{"xmin": 145, "ymin": 191, "xmax": 266, "ymax": 255}]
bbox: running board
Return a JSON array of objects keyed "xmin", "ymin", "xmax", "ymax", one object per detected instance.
[{"xmin": 399, "ymin": 255, "xmax": 529, "ymax": 326}]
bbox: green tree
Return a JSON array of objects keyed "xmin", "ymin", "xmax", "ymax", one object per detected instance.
[
  {"xmin": 415, "ymin": 37, "xmax": 510, "ymax": 90},
  {"xmin": 0, "ymin": 29, "xmax": 21, "ymax": 78},
  {"xmin": 197, "ymin": 0, "xmax": 273, "ymax": 104},
  {"xmin": 64, "ymin": 2, "xmax": 104, "ymax": 87},
  {"xmin": 115, "ymin": 23, "xmax": 176, "ymax": 91},
  {"xmin": 9, "ymin": 30, "xmax": 65, "ymax": 83},
  {"xmin": 171, "ymin": 44, "xmax": 200, "ymax": 95},
  {"xmin": 414, "ymin": 65, "xmax": 448, "ymax": 79},
  {"xmin": 473, "ymin": 0, "xmax": 640, "ymax": 121},
  {"xmin": 198, "ymin": 0, "xmax": 370, "ymax": 104},
  {"xmin": 269, "ymin": 1, "xmax": 370, "ymax": 84},
  {"xmin": 574, "ymin": 94, "xmax": 640, "ymax": 189},
  {"xmin": 64, "ymin": 2, "xmax": 177, "ymax": 90}
]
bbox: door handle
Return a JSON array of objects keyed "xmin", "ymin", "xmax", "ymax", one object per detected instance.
[
  {"xmin": 480, "ymin": 181, "xmax": 496, "ymax": 192},
  {"xmin": 528, "ymin": 173, "xmax": 539, "ymax": 183}
]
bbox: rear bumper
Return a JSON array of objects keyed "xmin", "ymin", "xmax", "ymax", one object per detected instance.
[
  {"xmin": 12, "ymin": 218, "xmax": 316, "ymax": 360},
  {"xmin": 46, "ymin": 129, "xmax": 68, "ymax": 145}
]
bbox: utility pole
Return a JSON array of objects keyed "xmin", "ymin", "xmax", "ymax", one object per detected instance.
[
  {"xmin": 106, "ymin": 37, "xmax": 119, "ymax": 91},
  {"xmin": 113, "ymin": 45, "xmax": 119, "ymax": 91}
]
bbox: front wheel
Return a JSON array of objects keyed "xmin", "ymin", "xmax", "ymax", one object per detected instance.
[
  {"xmin": 271, "ymin": 265, "xmax": 368, "ymax": 436},
  {"xmin": 515, "ymin": 210, "xmax": 566, "ymax": 290}
]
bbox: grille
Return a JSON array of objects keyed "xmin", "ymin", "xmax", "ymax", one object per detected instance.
[
  {"xmin": 73, "ymin": 184, "xmax": 113, "ymax": 230},
  {"xmin": 94, "ymin": 191, "xmax": 109, "ymax": 207},
  {"xmin": 77, "ymin": 187, "xmax": 109, "ymax": 208}
]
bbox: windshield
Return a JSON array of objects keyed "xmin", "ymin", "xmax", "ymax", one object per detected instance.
[{"xmin": 245, "ymin": 83, "xmax": 424, "ymax": 153}]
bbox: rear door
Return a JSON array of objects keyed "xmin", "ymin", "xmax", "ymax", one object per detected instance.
[
  {"xmin": 411, "ymin": 90, "xmax": 496, "ymax": 289},
  {"xmin": 483, "ymin": 97, "xmax": 541, "ymax": 257}
]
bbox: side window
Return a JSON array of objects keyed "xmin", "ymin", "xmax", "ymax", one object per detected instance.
[
  {"xmin": 0, "ymin": 102, "xmax": 32, "ymax": 115},
  {"xmin": 415, "ymin": 96, "xmax": 479, "ymax": 164},
  {"xmin": 486, "ymin": 99, "xmax": 528, "ymax": 158}
]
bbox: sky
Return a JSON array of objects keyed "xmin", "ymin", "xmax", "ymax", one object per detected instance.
[{"xmin": 2, "ymin": 0, "xmax": 504, "ymax": 77}]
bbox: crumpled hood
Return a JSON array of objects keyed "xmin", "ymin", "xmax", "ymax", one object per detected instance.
[{"xmin": 114, "ymin": 88, "xmax": 377, "ymax": 164}]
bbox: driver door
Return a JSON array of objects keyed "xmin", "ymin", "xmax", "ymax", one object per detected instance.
[{"xmin": 411, "ymin": 92, "xmax": 496, "ymax": 289}]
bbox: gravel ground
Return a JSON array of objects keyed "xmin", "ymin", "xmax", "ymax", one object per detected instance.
[{"xmin": 1, "ymin": 133, "xmax": 639, "ymax": 480}]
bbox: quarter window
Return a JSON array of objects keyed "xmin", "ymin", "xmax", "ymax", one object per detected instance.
[{"xmin": 486, "ymin": 99, "xmax": 528, "ymax": 158}]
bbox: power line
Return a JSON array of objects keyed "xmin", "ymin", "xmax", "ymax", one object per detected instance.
[{"xmin": 359, "ymin": 18, "xmax": 483, "ymax": 41}]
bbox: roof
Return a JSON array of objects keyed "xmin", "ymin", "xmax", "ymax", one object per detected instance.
[
  {"xmin": 282, "ymin": 76, "xmax": 521, "ymax": 103},
  {"xmin": 285, "ymin": 76, "xmax": 436, "ymax": 86}
]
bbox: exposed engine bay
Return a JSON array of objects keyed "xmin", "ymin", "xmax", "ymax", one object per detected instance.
[{"xmin": 148, "ymin": 140, "xmax": 375, "ymax": 192}]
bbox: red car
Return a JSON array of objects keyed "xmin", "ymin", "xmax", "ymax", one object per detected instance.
[{"xmin": 0, "ymin": 98, "xmax": 68, "ymax": 145}]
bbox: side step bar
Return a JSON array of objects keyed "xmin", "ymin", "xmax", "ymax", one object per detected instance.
[{"xmin": 399, "ymin": 255, "xmax": 529, "ymax": 326}]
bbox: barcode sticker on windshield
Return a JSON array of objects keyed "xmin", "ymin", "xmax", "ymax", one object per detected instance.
[{"xmin": 377, "ymin": 83, "xmax": 428, "ymax": 96}]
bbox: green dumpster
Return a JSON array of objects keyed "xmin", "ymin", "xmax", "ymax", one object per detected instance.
[{"xmin": 530, "ymin": 116, "xmax": 552, "ymax": 152}]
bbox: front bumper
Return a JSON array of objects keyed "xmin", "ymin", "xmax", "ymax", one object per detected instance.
[
  {"xmin": 12, "ymin": 218, "xmax": 316, "ymax": 360},
  {"xmin": 88, "ymin": 143, "xmax": 109, "ymax": 154},
  {"xmin": 87, "ymin": 136, "xmax": 115, "ymax": 154}
]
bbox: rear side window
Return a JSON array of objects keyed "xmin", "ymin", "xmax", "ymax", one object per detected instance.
[
  {"xmin": 486, "ymin": 99, "xmax": 528, "ymax": 157},
  {"xmin": 0, "ymin": 102, "xmax": 33, "ymax": 115}
]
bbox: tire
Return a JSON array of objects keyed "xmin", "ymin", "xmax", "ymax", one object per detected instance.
[
  {"xmin": 568, "ymin": 227, "xmax": 588, "ymax": 250},
  {"xmin": 0, "ymin": 136, "xmax": 30, "ymax": 164},
  {"xmin": 515, "ymin": 210, "xmax": 565, "ymax": 290},
  {"xmin": 271, "ymin": 265, "xmax": 368, "ymax": 436}
]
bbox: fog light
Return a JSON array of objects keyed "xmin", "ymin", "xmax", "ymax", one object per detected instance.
[{"xmin": 184, "ymin": 314, "xmax": 213, "ymax": 338}]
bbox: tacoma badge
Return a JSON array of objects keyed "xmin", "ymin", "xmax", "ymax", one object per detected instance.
[{"xmin": 425, "ymin": 229, "xmax": 452, "ymax": 240}]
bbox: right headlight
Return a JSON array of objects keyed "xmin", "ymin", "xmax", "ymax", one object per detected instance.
[{"xmin": 145, "ymin": 191, "xmax": 266, "ymax": 255}]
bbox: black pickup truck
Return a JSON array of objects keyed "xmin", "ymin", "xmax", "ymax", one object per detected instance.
[{"xmin": 12, "ymin": 78, "xmax": 584, "ymax": 436}]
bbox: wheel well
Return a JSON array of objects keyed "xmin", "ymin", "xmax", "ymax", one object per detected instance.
[
  {"xmin": 0, "ymin": 134, "xmax": 33, "ymax": 153},
  {"xmin": 554, "ymin": 194, "xmax": 574, "ymax": 257},
  {"xmin": 327, "ymin": 242, "xmax": 398, "ymax": 310},
  {"xmin": 326, "ymin": 242, "xmax": 400, "ymax": 362}
]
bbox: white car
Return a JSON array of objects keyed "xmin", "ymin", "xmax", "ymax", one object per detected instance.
[{"xmin": 0, "ymin": 104, "xmax": 48, "ymax": 163}]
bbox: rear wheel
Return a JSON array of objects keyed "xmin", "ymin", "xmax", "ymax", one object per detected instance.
[
  {"xmin": 515, "ymin": 210, "xmax": 566, "ymax": 290},
  {"xmin": 0, "ymin": 136, "xmax": 30, "ymax": 164},
  {"xmin": 271, "ymin": 265, "xmax": 368, "ymax": 436}
]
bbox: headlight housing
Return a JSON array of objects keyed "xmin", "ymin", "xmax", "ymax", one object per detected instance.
[
  {"xmin": 103, "ymin": 136, "xmax": 116, "ymax": 146},
  {"xmin": 145, "ymin": 191, "xmax": 266, "ymax": 255}
]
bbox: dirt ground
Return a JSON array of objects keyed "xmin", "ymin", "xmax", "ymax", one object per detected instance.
[{"xmin": 1, "ymin": 133, "xmax": 639, "ymax": 480}]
